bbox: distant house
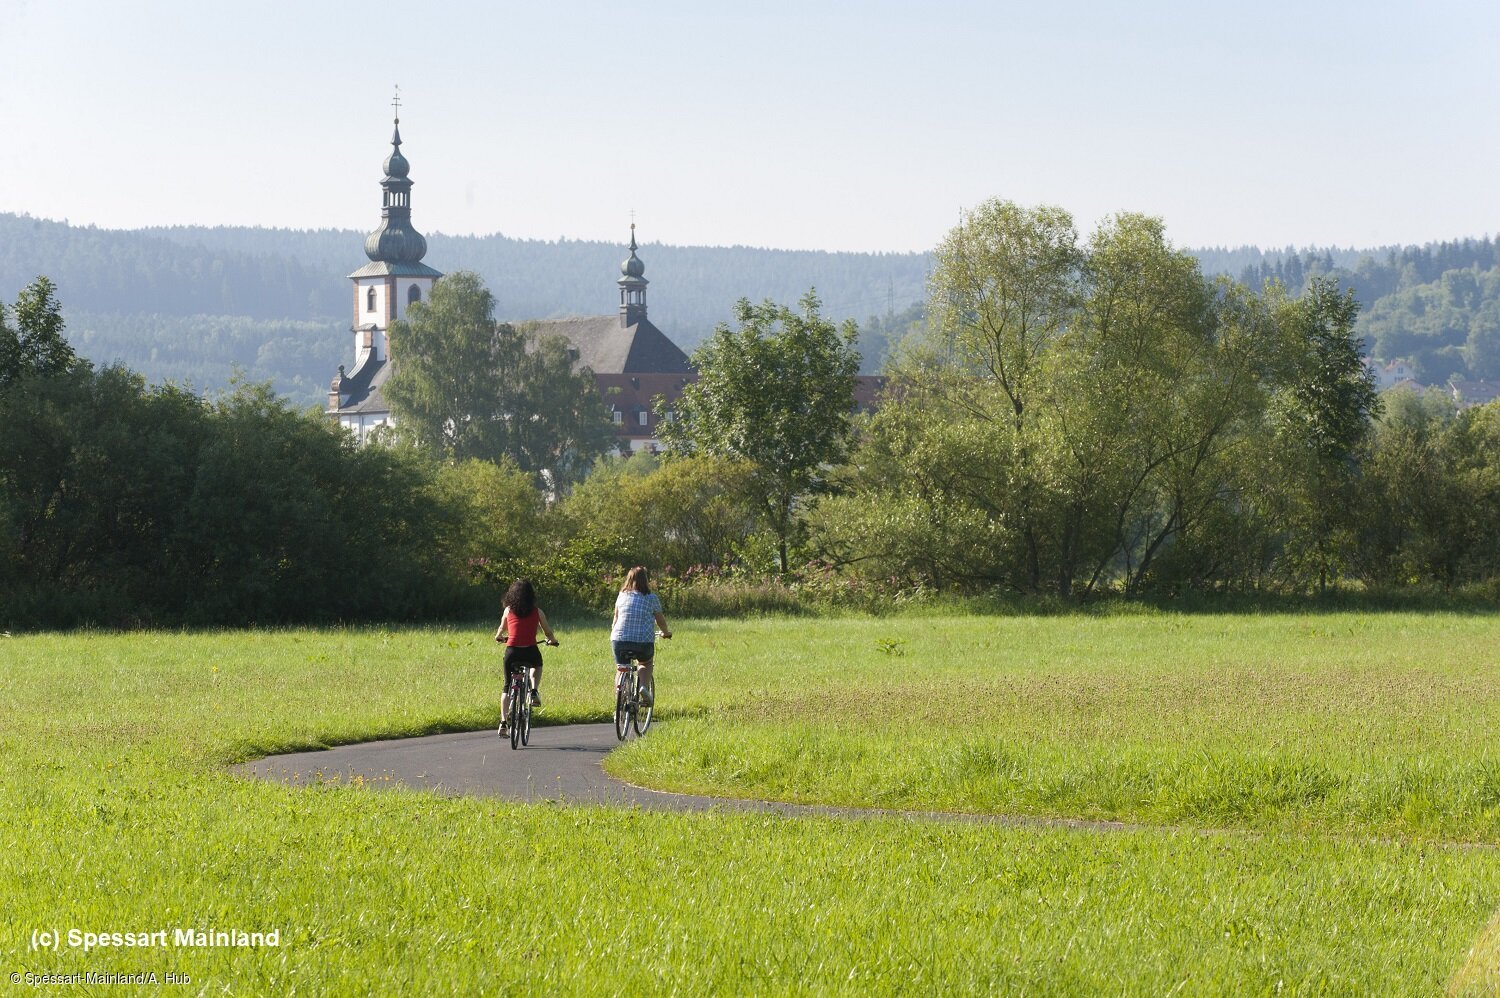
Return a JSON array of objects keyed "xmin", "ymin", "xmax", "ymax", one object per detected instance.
[
  {"xmin": 853, "ymin": 376, "xmax": 886, "ymax": 414},
  {"xmin": 1365, "ymin": 357, "xmax": 1420, "ymax": 392},
  {"xmin": 1447, "ymin": 379, "xmax": 1500, "ymax": 408}
]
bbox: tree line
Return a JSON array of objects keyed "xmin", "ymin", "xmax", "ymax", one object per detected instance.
[{"xmin": 7, "ymin": 201, "xmax": 1500, "ymax": 629}]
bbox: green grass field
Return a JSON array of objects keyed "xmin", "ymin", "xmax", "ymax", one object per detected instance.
[{"xmin": 3, "ymin": 612, "xmax": 1500, "ymax": 993}]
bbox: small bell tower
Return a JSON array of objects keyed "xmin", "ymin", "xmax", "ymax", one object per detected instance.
[{"xmin": 618, "ymin": 223, "xmax": 649, "ymax": 327}]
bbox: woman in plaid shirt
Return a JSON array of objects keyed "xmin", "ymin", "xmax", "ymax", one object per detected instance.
[{"xmin": 610, "ymin": 566, "xmax": 672, "ymax": 705}]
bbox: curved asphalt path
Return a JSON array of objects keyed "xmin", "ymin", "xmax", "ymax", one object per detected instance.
[
  {"xmin": 236, "ymin": 722, "xmax": 1139, "ymax": 831},
  {"xmin": 238, "ymin": 723, "xmax": 704, "ymax": 810}
]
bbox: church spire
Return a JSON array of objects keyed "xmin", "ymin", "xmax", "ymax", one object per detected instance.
[
  {"xmin": 364, "ymin": 89, "xmax": 428, "ymax": 264},
  {"xmin": 618, "ymin": 222, "xmax": 649, "ymax": 326}
]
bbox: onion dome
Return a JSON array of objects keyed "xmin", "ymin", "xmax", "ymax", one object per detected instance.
[
  {"xmin": 382, "ymin": 123, "xmax": 410, "ymax": 179},
  {"xmin": 364, "ymin": 116, "xmax": 428, "ymax": 264},
  {"xmin": 620, "ymin": 225, "xmax": 647, "ymax": 282},
  {"xmin": 364, "ymin": 220, "xmax": 428, "ymax": 263}
]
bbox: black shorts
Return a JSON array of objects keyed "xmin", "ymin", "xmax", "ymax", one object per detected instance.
[{"xmin": 503, "ymin": 644, "xmax": 543, "ymax": 676}]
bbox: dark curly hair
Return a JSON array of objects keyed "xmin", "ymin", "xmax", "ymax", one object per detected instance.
[{"xmin": 502, "ymin": 579, "xmax": 537, "ymax": 617}]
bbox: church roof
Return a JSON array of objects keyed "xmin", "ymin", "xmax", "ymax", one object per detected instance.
[
  {"xmin": 331, "ymin": 353, "xmax": 392, "ymax": 415},
  {"xmin": 347, "ymin": 260, "xmax": 444, "ymax": 279},
  {"xmin": 524, "ymin": 314, "xmax": 693, "ymax": 375}
]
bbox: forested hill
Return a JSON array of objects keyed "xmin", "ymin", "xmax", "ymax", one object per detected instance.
[
  {"xmin": 1200, "ymin": 237, "xmax": 1500, "ymax": 384},
  {"xmin": 0, "ymin": 214, "xmax": 928, "ymax": 336},
  {"xmin": 5, "ymin": 212, "xmax": 1500, "ymax": 406},
  {"xmin": 0, "ymin": 213, "xmax": 931, "ymax": 405}
]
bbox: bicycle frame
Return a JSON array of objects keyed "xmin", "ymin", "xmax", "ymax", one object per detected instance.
[
  {"xmin": 505, "ymin": 668, "xmax": 532, "ymax": 748},
  {"xmin": 614, "ymin": 658, "xmax": 653, "ymax": 740}
]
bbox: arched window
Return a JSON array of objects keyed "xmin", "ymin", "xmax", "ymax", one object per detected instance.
[
  {"xmin": 366, "ymin": 287, "xmax": 376, "ymax": 312},
  {"xmin": 408, "ymin": 284, "xmax": 421, "ymax": 306}
]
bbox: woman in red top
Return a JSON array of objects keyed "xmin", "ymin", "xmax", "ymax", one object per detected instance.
[{"xmin": 493, "ymin": 579, "xmax": 558, "ymax": 737}]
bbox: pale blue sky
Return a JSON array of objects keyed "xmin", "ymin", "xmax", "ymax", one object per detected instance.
[{"xmin": 5, "ymin": 0, "xmax": 1497, "ymax": 252}]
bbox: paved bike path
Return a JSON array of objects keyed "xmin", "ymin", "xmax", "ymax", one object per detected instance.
[{"xmin": 236, "ymin": 722, "xmax": 1135, "ymax": 831}]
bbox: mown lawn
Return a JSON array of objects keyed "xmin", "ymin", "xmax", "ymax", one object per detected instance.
[{"xmin": 2, "ymin": 613, "xmax": 1499, "ymax": 993}]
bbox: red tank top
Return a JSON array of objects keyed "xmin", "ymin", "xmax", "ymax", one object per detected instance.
[{"xmin": 505, "ymin": 607, "xmax": 540, "ymax": 647}]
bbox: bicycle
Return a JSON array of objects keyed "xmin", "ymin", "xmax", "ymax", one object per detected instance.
[
  {"xmin": 498, "ymin": 638, "xmax": 556, "ymax": 750},
  {"xmin": 502, "ymin": 667, "xmax": 532, "ymax": 749},
  {"xmin": 614, "ymin": 633, "xmax": 665, "ymax": 741}
]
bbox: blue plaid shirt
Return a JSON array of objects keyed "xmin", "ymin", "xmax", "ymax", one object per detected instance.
[{"xmin": 611, "ymin": 590, "xmax": 662, "ymax": 643}]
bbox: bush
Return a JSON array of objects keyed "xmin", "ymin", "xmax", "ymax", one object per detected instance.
[{"xmin": 0, "ymin": 371, "xmax": 458, "ymax": 629}]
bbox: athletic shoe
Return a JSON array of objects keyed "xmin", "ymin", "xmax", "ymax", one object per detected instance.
[
  {"xmin": 530, "ymin": 691, "xmax": 542, "ymax": 707},
  {"xmin": 497, "ymin": 723, "xmax": 509, "ymax": 737},
  {"xmin": 641, "ymin": 686, "xmax": 654, "ymax": 707}
]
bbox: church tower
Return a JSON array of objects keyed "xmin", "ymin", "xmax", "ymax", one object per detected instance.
[
  {"xmin": 618, "ymin": 223, "xmax": 648, "ymax": 327},
  {"xmin": 348, "ymin": 101, "xmax": 442, "ymax": 366},
  {"xmin": 328, "ymin": 98, "xmax": 442, "ymax": 439}
]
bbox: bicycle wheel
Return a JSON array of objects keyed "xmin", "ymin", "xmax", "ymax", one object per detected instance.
[
  {"xmin": 614, "ymin": 676, "xmax": 631, "ymax": 741},
  {"xmin": 520, "ymin": 680, "xmax": 532, "ymax": 747},
  {"xmin": 633, "ymin": 676, "xmax": 653, "ymax": 736},
  {"xmin": 509, "ymin": 682, "xmax": 522, "ymax": 750}
]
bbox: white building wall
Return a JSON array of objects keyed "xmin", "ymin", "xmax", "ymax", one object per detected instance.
[
  {"xmin": 352, "ymin": 278, "xmax": 393, "ymax": 363},
  {"xmin": 339, "ymin": 412, "xmax": 393, "ymax": 444},
  {"xmin": 393, "ymin": 278, "xmax": 432, "ymax": 322},
  {"xmin": 355, "ymin": 278, "xmax": 389, "ymax": 327}
]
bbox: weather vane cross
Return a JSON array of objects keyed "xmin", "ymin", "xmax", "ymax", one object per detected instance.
[{"xmin": 392, "ymin": 85, "xmax": 402, "ymax": 120}]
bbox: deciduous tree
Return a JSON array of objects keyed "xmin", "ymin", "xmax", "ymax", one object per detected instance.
[
  {"xmin": 1266, "ymin": 277, "xmax": 1382, "ymax": 591},
  {"xmin": 384, "ymin": 271, "xmax": 612, "ymax": 482},
  {"xmin": 659, "ymin": 292, "xmax": 859, "ymax": 573},
  {"xmin": 0, "ymin": 276, "xmax": 78, "ymax": 389}
]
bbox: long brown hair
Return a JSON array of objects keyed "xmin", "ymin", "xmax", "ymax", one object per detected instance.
[{"xmin": 621, "ymin": 566, "xmax": 651, "ymax": 594}]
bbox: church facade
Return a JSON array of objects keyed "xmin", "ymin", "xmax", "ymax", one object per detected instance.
[{"xmin": 327, "ymin": 116, "xmax": 694, "ymax": 451}]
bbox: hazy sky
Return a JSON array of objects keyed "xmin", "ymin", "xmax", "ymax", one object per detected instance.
[{"xmin": 5, "ymin": 0, "xmax": 1497, "ymax": 253}]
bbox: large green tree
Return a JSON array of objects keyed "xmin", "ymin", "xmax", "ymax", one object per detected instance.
[
  {"xmin": 384, "ymin": 271, "xmax": 612, "ymax": 482},
  {"xmin": 814, "ymin": 203, "xmax": 1278, "ymax": 597},
  {"xmin": 1265, "ymin": 277, "xmax": 1382, "ymax": 591},
  {"xmin": 1353, "ymin": 388, "xmax": 1465, "ymax": 586},
  {"xmin": 926, "ymin": 200, "xmax": 1082, "ymax": 590},
  {"xmin": 659, "ymin": 292, "xmax": 859, "ymax": 573}
]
